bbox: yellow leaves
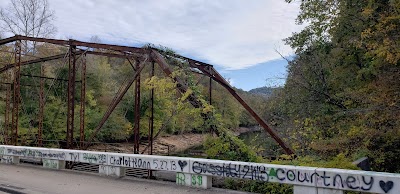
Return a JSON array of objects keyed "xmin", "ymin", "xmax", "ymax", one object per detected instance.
[
  {"xmin": 86, "ymin": 90, "xmax": 97, "ymax": 107},
  {"xmin": 180, "ymin": 88, "xmax": 192, "ymax": 102},
  {"xmin": 347, "ymin": 126, "xmax": 361, "ymax": 138},
  {"xmin": 142, "ymin": 73, "xmax": 206, "ymax": 134},
  {"xmin": 145, "ymin": 76, "xmax": 177, "ymax": 94},
  {"xmin": 343, "ymin": 100, "xmax": 353, "ymax": 107},
  {"xmin": 359, "ymin": 3, "xmax": 400, "ymax": 65},
  {"xmin": 202, "ymin": 104, "xmax": 214, "ymax": 114},
  {"xmin": 361, "ymin": 28, "xmax": 373, "ymax": 39},
  {"xmin": 362, "ymin": 8, "xmax": 374, "ymax": 16},
  {"xmin": 198, "ymin": 99, "xmax": 214, "ymax": 114},
  {"xmin": 123, "ymin": 122, "xmax": 133, "ymax": 136}
]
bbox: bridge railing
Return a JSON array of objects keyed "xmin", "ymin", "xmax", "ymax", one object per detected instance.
[{"xmin": 0, "ymin": 145, "xmax": 399, "ymax": 194}]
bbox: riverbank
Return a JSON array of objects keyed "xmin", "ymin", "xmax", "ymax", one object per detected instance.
[{"xmin": 88, "ymin": 127, "xmax": 259, "ymax": 155}]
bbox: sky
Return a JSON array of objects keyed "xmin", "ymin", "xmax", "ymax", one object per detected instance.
[{"xmin": 2, "ymin": 0, "xmax": 302, "ymax": 91}]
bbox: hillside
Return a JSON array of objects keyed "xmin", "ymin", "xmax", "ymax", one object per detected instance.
[{"xmin": 248, "ymin": 86, "xmax": 279, "ymax": 98}]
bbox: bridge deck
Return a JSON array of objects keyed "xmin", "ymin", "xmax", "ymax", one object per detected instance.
[{"xmin": 0, "ymin": 164, "xmax": 250, "ymax": 194}]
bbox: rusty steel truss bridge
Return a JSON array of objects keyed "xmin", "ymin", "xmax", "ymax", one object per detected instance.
[{"xmin": 0, "ymin": 35, "xmax": 294, "ymax": 155}]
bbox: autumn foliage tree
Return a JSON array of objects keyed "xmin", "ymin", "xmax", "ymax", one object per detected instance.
[{"xmin": 273, "ymin": 0, "xmax": 400, "ymax": 172}]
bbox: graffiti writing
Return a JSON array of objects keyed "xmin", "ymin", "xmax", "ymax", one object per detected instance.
[
  {"xmin": 68, "ymin": 153, "xmax": 79, "ymax": 162},
  {"xmin": 43, "ymin": 159, "xmax": 58, "ymax": 169},
  {"xmin": 109, "ymin": 156, "xmax": 151, "ymax": 169},
  {"xmin": 178, "ymin": 160, "xmax": 187, "ymax": 171},
  {"xmin": 191, "ymin": 174, "xmax": 203, "ymax": 186},
  {"xmin": 83, "ymin": 153, "xmax": 106, "ymax": 164},
  {"xmin": 1, "ymin": 156, "xmax": 13, "ymax": 164},
  {"xmin": 192, "ymin": 161, "xmax": 267, "ymax": 181},
  {"xmin": 190, "ymin": 161, "xmax": 394, "ymax": 193},
  {"xmin": 4, "ymin": 148, "xmax": 65, "ymax": 160},
  {"xmin": 153, "ymin": 159, "xmax": 177, "ymax": 171},
  {"xmin": 0, "ymin": 145, "xmax": 397, "ymax": 194},
  {"xmin": 176, "ymin": 173, "xmax": 186, "ymax": 185}
]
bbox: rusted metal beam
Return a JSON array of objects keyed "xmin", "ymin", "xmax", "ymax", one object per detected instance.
[
  {"xmin": 15, "ymin": 35, "xmax": 146, "ymax": 54},
  {"xmin": 0, "ymin": 36, "xmax": 19, "ymax": 46},
  {"xmin": 66, "ymin": 45, "xmax": 77, "ymax": 149},
  {"xmin": 1, "ymin": 36, "xmax": 213, "ymax": 70},
  {"xmin": 151, "ymin": 48, "xmax": 213, "ymax": 68},
  {"xmin": 0, "ymin": 53, "xmax": 72, "ymax": 74},
  {"xmin": 4, "ymin": 82, "xmax": 11, "ymax": 144},
  {"xmin": 133, "ymin": 59, "xmax": 141, "ymax": 154},
  {"xmin": 149, "ymin": 61, "xmax": 155, "ymax": 155},
  {"xmin": 0, "ymin": 50, "xmax": 141, "ymax": 75},
  {"xmin": 86, "ymin": 51, "xmax": 129, "ymax": 58},
  {"xmin": 84, "ymin": 56, "xmax": 149, "ymax": 149},
  {"xmin": 148, "ymin": 61, "xmax": 154, "ymax": 178},
  {"xmin": 203, "ymin": 66, "xmax": 295, "ymax": 155},
  {"xmin": 2, "ymin": 36, "xmax": 213, "ymax": 67},
  {"xmin": 151, "ymin": 50, "xmax": 202, "ymax": 108},
  {"xmin": 79, "ymin": 54, "xmax": 87, "ymax": 148},
  {"xmin": 38, "ymin": 65, "xmax": 45, "ymax": 147},
  {"xmin": 0, "ymin": 51, "xmax": 203, "ymax": 76},
  {"xmin": 71, "ymin": 39, "xmax": 145, "ymax": 54},
  {"xmin": 0, "ymin": 82, "xmax": 39, "ymax": 87},
  {"xmin": 20, "ymin": 74, "xmax": 80, "ymax": 82},
  {"xmin": 17, "ymin": 35, "xmax": 70, "ymax": 46},
  {"xmin": 126, "ymin": 57, "xmax": 137, "ymax": 71},
  {"xmin": 11, "ymin": 40, "xmax": 21, "ymax": 145},
  {"xmin": 209, "ymin": 68, "xmax": 212, "ymax": 106}
]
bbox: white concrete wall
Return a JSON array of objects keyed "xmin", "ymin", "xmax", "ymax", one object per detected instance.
[
  {"xmin": 42, "ymin": 159, "xmax": 65, "ymax": 169},
  {"xmin": 99, "ymin": 165, "xmax": 125, "ymax": 177},
  {"xmin": 1, "ymin": 145, "xmax": 399, "ymax": 194}
]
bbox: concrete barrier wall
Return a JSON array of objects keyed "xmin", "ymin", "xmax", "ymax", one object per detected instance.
[{"xmin": 0, "ymin": 145, "xmax": 399, "ymax": 194}]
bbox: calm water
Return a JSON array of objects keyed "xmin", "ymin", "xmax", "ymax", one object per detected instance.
[{"xmin": 239, "ymin": 130, "xmax": 281, "ymax": 158}]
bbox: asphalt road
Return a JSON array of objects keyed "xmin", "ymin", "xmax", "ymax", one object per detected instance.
[{"xmin": 0, "ymin": 164, "xmax": 251, "ymax": 194}]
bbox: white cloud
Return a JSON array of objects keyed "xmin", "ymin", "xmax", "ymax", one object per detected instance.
[{"xmin": 49, "ymin": 0, "xmax": 301, "ymax": 70}]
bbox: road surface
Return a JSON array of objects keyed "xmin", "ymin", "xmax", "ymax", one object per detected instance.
[{"xmin": 0, "ymin": 164, "xmax": 251, "ymax": 194}]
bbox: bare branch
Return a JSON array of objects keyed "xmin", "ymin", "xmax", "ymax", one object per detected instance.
[
  {"xmin": 274, "ymin": 48, "xmax": 291, "ymax": 63},
  {"xmin": 0, "ymin": 0, "xmax": 56, "ymax": 53}
]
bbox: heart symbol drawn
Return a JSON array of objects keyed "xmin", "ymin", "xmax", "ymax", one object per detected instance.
[
  {"xmin": 379, "ymin": 180, "xmax": 394, "ymax": 193},
  {"xmin": 178, "ymin": 160, "xmax": 188, "ymax": 171}
]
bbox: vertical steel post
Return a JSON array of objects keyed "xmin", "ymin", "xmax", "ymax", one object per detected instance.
[
  {"xmin": 4, "ymin": 81, "xmax": 11, "ymax": 144},
  {"xmin": 11, "ymin": 40, "xmax": 21, "ymax": 146},
  {"xmin": 79, "ymin": 54, "xmax": 86, "ymax": 148},
  {"xmin": 150, "ymin": 61, "xmax": 154, "ymax": 155},
  {"xmin": 38, "ymin": 64, "xmax": 45, "ymax": 147},
  {"xmin": 209, "ymin": 73, "xmax": 212, "ymax": 105},
  {"xmin": 147, "ymin": 61, "xmax": 155, "ymax": 178},
  {"xmin": 133, "ymin": 60, "xmax": 141, "ymax": 154},
  {"xmin": 208, "ymin": 69, "xmax": 214, "ymax": 134},
  {"xmin": 66, "ymin": 44, "xmax": 76, "ymax": 149}
]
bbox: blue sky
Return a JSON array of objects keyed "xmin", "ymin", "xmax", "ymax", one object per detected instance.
[
  {"xmin": 2, "ymin": 0, "xmax": 302, "ymax": 90},
  {"xmin": 218, "ymin": 59, "xmax": 288, "ymax": 91}
]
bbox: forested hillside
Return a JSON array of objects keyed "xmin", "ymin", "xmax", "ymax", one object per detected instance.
[
  {"xmin": 266, "ymin": 0, "xmax": 400, "ymax": 173},
  {"xmin": 248, "ymin": 86, "xmax": 278, "ymax": 98}
]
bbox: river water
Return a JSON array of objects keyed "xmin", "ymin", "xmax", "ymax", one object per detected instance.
[{"xmin": 238, "ymin": 130, "xmax": 281, "ymax": 158}]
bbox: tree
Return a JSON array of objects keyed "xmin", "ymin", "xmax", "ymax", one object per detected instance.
[
  {"xmin": 279, "ymin": 0, "xmax": 400, "ymax": 172},
  {"xmin": 0, "ymin": 0, "xmax": 56, "ymax": 52}
]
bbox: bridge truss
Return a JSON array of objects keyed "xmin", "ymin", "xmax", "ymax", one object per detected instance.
[{"xmin": 0, "ymin": 35, "xmax": 294, "ymax": 156}]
